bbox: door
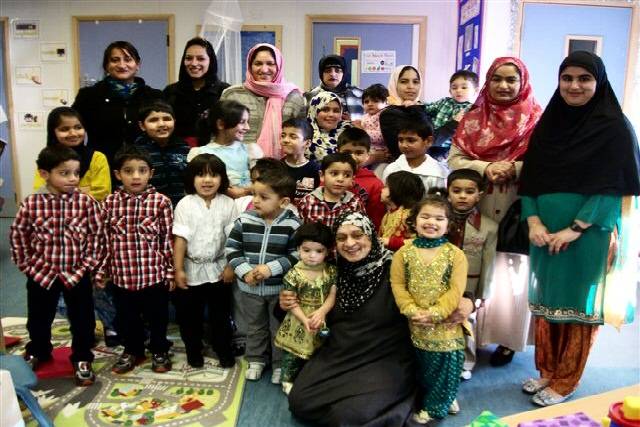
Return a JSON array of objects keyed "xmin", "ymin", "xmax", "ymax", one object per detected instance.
[{"xmin": 0, "ymin": 18, "xmax": 18, "ymax": 216}]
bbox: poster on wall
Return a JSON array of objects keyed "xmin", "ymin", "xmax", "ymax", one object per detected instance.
[
  {"xmin": 362, "ymin": 50, "xmax": 395, "ymax": 73},
  {"xmin": 42, "ymin": 89, "xmax": 70, "ymax": 107},
  {"xmin": 40, "ymin": 42, "xmax": 68, "ymax": 62},
  {"xmin": 456, "ymin": 0, "xmax": 483, "ymax": 74},
  {"xmin": 16, "ymin": 111, "xmax": 45, "ymax": 130},
  {"xmin": 15, "ymin": 66, "xmax": 42, "ymax": 85},
  {"xmin": 334, "ymin": 37, "xmax": 360, "ymax": 86},
  {"xmin": 13, "ymin": 20, "xmax": 39, "ymax": 39}
]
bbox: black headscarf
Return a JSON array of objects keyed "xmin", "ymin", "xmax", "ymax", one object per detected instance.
[
  {"xmin": 520, "ymin": 51, "xmax": 640, "ymax": 196},
  {"xmin": 47, "ymin": 107, "xmax": 94, "ymax": 178},
  {"xmin": 318, "ymin": 55, "xmax": 348, "ymax": 93},
  {"xmin": 177, "ymin": 37, "xmax": 220, "ymax": 88}
]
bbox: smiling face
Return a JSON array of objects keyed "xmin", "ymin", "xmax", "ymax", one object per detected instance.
[
  {"xmin": 335, "ymin": 224, "xmax": 372, "ymax": 263},
  {"xmin": 320, "ymin": 161, "xmax": 354, "ymax": 201},
  {"xmin": 316, "ymin": 100, "xmax": 342, "ymax": 132},
  {"xmin": 398, "ymin": 130, "xmax": 432, "ymax": 160},
  {"xmin": 114, "ymin": 159, "xmax": 153, "ymax": 195},
  {"xmin": 218, "ymin": 109, "xmax": 250, "ymax": 144},
  {"xmin": 251, "ymin": 49, "xmax": 277, "ymax": 82},
  {"xmin": 397, "ymin": 67, "xmax": 421, "ymax": 102},
  {"xmin": 105, "ymin": 47, "xmax": 139, "ymax": 83},
  {"xmin": 322, "ymin": 65, "xmax": 344, "ymax": 89},
  {"xmin": 280, "ymin": 126, "xmax": 309, "ymax": 158},
  {"xmin": 447, "ymin": 178, "xmax": 481, "ymax": 212},
  {"xmin": 299, "ymin": 240, "xmax": 328, "ymax": 267},
  {"xmin": 415, "ymin": 203, "xmax": 449, "ymax": 239},
  {"xmin": 140, "ymin": 111, "xmax": 175, "ymax": 143},
  {"xmin": 184, "ymin": 45, "xmax": 210, "ymax": 80},
  {"xmin": 54, "ymin": 115, "xmax": 85, "ymax": 147},
  {"xmin": 559, "ymin": 66, "xmax": 597, "ymax": 107},
  {"xmin": 193, "ymin": 171, "xmax": 221, "ymax": 201},
  {"xmin": 488, "ymin": 64, "xmax": 522, "ymax": 103},
  {"xmin": 39, "ymin": 160, "xmax": 81, "ymax": 194}
]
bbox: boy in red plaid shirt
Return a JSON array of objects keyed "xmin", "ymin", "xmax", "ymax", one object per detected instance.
[
  {"xmin": 10, "ymin": 145, "xmax": 104, "ymax": 386},
  {"xmin": 94, "ymin": 145, "xmax": 174, "ymax": 374}
]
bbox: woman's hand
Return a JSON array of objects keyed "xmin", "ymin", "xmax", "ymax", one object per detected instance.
[
  {"xmin": 486, "ymin": 162, "xmax": 514, "ymax": 183},
  {"xmin": 528, "ymin": 216, "xmax": 551, "ymax": 247},
  {"xmin": 548, "ymin": 228, "xmax": 581, "ymax": 255},
  {"xmin": 279, "ymin": 290, "xmax": 299, "ymax": 311}
]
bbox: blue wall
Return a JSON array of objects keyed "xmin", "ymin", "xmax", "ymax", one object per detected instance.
[
  {"xmin": 79, "ymin": 20, "xmax": 168, "ymax": 90},
  {"xmin": 520, "ymin": 3, "xmax": 631, "ymax": 106},
  {"xmin": 312, "ymin": 22, "xmax": 414, "ymax": 90}
]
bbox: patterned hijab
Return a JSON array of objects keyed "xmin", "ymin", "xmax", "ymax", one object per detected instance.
[
  {"xmin": 334, "ymin": 211, "xmax": 393, "ymax": 313},
  {"xmin": 387, "ymin": 65, "xmax": 423, "ymax": 106},
  {"xmin": 453, "ymin": 57, "xmax": 542, "ymax": 162},
  {"xmin": 307, "ymin": 91, "xmax": 352, "ymax": 162},
  {"xmin": 243, "ymin": 43, "xmax": 300, "ymax": 158}
]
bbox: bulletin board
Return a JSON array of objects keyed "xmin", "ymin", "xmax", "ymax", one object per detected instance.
[{"xmin": 456, "ymin": 0, "xmax": 483, "ymax": 74}]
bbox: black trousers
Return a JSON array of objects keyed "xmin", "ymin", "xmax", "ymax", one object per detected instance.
[
  {"xmin": 173, "ymin": 281, "xmax": 233, "ymax": 359},
  {"xmin": 112, "ymin": 284, "xmax": 170, "ymax": 357},
  {"xmin": 26, "ymin": 275, "xmax": 95, "ymax": 363}
]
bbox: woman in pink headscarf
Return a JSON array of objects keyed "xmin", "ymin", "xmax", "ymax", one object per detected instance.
[{"xmin": 220, "ymin": 43, "xmax": 306, "ymax": 158}]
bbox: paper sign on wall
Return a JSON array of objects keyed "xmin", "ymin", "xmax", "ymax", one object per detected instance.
[{"xmin": 362, "ymin": 50, "xmax": 395, "ymax": 73}]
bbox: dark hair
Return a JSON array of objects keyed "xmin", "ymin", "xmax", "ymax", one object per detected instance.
[
  {"xmin": 320, "ymin": 152, "xmax": 357, "ymax": 173},
  {"xmin": 46, "ymin": 107, "xmax": 84, "ymax": 147},
  {"xmin": 255, "ymin": 169, "xmax": 296, "ymax": 199},
  {"xmin": 337, "ymin": 127, "xmax": 371, "ymax": 150},
  {"xmin": 386, "ymin": 171, "xmax": 425, "ymax": 209},
  {"xmin": 200, "ymin": 100, "xmax": 250, "ymax": 145},
  {"xmin": 178, "ymin": 37, "xmax": 219, "ymax": 85},
  {"xmin": 447, "ymin": 168, "xmax": 485, "ymax": 192},
  {"xmin": 250, "ymin": 158, "xmax": 288, "ymax": 179},
  {"xmin": 183, "ymin": 153, "xmax": 230, "ymax": 195},
  {"xmin": 102, "ymin": 41, "xmax": 140, "ymax": 74},
  {"xmin": 293, "ymin": 221, "xmax": 334, "ymax": 250},
  {"xmin": 362, "ymin": 83, "xmax": 389, "ymax": 103},
  {"xmin": 406, "ymin": 192, "xmax": 452, "ymax": 234},
  {"xmin": 112, "ymin": 144, "xmax": 152, "ymax": 171},
  {"xmin": 282, "ymin": 118, "xmax": 313, "ymax": 141},
  {"xmin": 399, "ymin": 65, "xmax": 420, "ymax": 81},
  {"xmin": 138, "ymin": 100, "xmax": 175, "ymax": 122},
  {"xmin": 397, "ymin": 118, "xmax": 434, "ymax": 139},
  {"xmin": 36, "ymin": 145, "xmax": 80, "ymax": 171},
  {"xmin": 450, "ymin": 70, "xmax": 479, "ymax": 88},
  {"xmin": 249, "ymin": 45, "xmax": 276, "ymax": 65}
]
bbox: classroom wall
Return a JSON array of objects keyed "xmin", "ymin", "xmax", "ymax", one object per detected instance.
[{"xmin": 1, "ymin": 0, "xmax": 459, "ymax": 201}]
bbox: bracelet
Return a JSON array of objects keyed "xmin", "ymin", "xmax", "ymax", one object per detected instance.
[{"xmin": 569, "ymin": 222, "xmax": 586, "ymax": 233}]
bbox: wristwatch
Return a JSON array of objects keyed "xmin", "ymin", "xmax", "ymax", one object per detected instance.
[{"xmin": 569, "ymin": 222, "xmax": 586, "ymax": 233}]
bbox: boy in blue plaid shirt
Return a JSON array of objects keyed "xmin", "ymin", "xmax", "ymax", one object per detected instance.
[{"xmin": 424, "ymin": 70, "xmax": 479, "ymax": 161}]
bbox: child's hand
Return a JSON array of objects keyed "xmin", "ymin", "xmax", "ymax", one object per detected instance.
[
  {"xmin": 226, "ymin": 186, "xmax": 251, "ymax": 199},
  {"xmin": 453, "ymin": 111, "xmax": 465, "ymax": 122},
  {"xmin": 175, "ymin": 269, "xmax": 189, "ymax": 290},
  {"xmin": 79, "ymin": 186, "xmax": 91, "ymax": 195},
  {"xmin": 243, "ymin": 271, "xmax": 258, "ymax": 286},
  {"xmin": 369, "ymin": 148, "xmax": 390, "ymax": 164},
  {"xmin": 252, "ymin": 264, "xmax": 272, "ymax": 281},
  {"xmin": 380, "ymin": 237, "xmax": 390, "ymax": 247},
  {"xmin": 222, "ymin": 264, "xmax": 235, "ymax": 284},
  {"xmin": 410, "ymin": 311, "xmax": 431, "ymax": 326},
  {"xmin": 93, "ymin": 276, "xmax": 106, "ymax": 289},
  {"xmin": 168, "ymin": 280, "xmax": 176, "ymax": 291},
  {"xmin": 307, "ymin": 310, "xmax": 326, "ymax": 331},
  {"xmin": 352, "ymin": 119, "xmax": 363, "ymax": 129},
  {"xmin": 302, "ymin": 317, "xmax": 313, "ymax": 334}
]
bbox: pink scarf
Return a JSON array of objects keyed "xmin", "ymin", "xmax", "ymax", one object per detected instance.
[{"xmin": 243, "ymin": 43, "xmax": 300, "ymax": 158}]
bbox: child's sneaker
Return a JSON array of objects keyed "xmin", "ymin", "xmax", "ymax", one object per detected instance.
[
  {"xmin": 112, "ymin": 353, "xmax": 139, "ymax": 374},
  {"xmin": 271, "ymin": 368, "xmax": 282, "ymax": 384},
  {"xmin": 412, "ymin": 410, "xmax": 432, "ymax": 425},
  {"xmin": 245, "ymin": 362, "xmax": 265, "ymax": 381},
  {"xmin": 74, "ymin": 361, "xmax": 95, "ymax": 386},
  {"xmin": 151, "ymin": 353, "xmax": 172, "ymax": 373},
  {"xmin": 282, "ymin": 381, "xmax": 293, "ymax": 395}
]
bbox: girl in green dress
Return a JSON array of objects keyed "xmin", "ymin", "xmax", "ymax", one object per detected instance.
[{"xmin": 274, "ymin": 222, "xmax": 337, "ymax": 395}]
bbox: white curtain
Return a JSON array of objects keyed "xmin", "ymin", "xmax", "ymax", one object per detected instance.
[{"xmin": 200, "ymin": 0, "xmax": 244, "ymax": 85}]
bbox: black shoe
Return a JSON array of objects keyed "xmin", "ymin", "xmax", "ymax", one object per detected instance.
[
  {"xmin": 187, "ymin": 352, "xmax": 204, "ymax": 368},
  {"xmin": 490, "ymin": 345, "xmax": 515, "ymax": 366},
  {"xmin": 152, "ymin": 352, "xmax": 172, "ymax": 373},
  {"xmin": 231, "ymin": 343, "xmax": 245, "ymax": 357},
  {"xmin": 104, "ymin": 333, "xmax": 121, "ymax": 348},
  {"xmin": 218, "ymin": 354, "xmax": 236, "ymax": 369}
]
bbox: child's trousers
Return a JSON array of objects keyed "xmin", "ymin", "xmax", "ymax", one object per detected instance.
[
  {"xmin": 26, "ymin": 276, "xmax": 95, "ymax": 363},
  {"xmin": 112, "ymin": 283, "xmax": 170, "ymax": 357},
  {"xmin": 241, "ymin": 292, "xmax": 281, "ymax": 365},
  {"xmin": 415, "ymin": 348, "xmax": 464, "ymax": 418},
  {"xmin": 281, "ymin": 350, "xmax": 307, "ymax": 383},
  {"xmin": 173, "ymin": 280, "xmax": 233, "ymax": 360}
]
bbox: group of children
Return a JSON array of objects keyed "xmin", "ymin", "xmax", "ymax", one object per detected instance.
[{"xmin": 10, "ymin": 67, "xmax": 494, "ymax": 422}]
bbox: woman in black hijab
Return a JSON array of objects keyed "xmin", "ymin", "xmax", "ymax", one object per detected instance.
[{"xmin": 518, "ymin": 51, "xmax": 640, "ymax": 406}]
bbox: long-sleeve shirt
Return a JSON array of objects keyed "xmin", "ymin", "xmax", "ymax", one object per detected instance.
[
  {"xmin": 225, "ymin": 209, "xmax": 301, "ymax": 296},
  {"xmin": 354, "ymin": 168, "xmax": 385, "ymax": 231},
  {"xmin": 424, "ymin": 97, "xmax": 471, "ymax": 130},
  {"xmin": 96, "ymin": 186, "xmax": 174, "ymax": 290},
  {"xmin": 390, "ymin": 242, "xmax": 469, "ymax": 351},
  {"xmin": 379, "ymin": 207, "xmax": 414, "ymax": 251},
  {"xmin": 10, "ymin": 189, "xmax": 104, "ymax": 289},
  {"xmin": 296, "ymin": 187, "xmax": 365, "ymax": 228}
]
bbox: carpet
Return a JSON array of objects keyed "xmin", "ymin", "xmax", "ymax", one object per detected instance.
[{"xmin": 2, "ymin": 317, "xmax": 246, "ymax": 427}]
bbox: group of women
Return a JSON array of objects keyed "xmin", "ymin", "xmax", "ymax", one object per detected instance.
[{"xmin": 67, "ymin": 35, "xmax": 639, "ymax": 425}]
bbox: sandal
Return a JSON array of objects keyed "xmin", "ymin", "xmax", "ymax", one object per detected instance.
[
  {"xmin": 531, "ymin": 387, "xmax": 573, "ymax": 407},
  {"xmin": 522, "ymin": 378, "xmax": 550, "ymax": 394}
]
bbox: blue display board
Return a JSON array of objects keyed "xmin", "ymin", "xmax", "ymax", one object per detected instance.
[{"xmin": 456, "ymin": 0, "xmax": 483, "ymax": 74}]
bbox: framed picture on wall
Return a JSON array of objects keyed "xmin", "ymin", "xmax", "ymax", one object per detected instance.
[
  {"xmin": 16, "ymin": 111, "xmax": 45, "ymax": 130},
  {"xmin": 40, "ymin": 42, "xmax": 68, "ymax": 62},
  {"xmin": 334, "ymin": 36, "xmax": 360, "ymax": 86},
  {"xmin": 564, "ymin": 35, "xmax": 603, "ymax": 56},
  {"xmin": 42, "ymin": 89, "xmax": 70, "ymax": 107}
]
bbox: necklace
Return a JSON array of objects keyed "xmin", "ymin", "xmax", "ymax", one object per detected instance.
[{"xmin": 413, "ymin": 236, "xmax": 448, "ymax": 248}]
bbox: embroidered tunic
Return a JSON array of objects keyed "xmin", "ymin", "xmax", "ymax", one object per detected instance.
[
  {"xmin": 274, "ymin": 263, "xmax": 337, "ymax": 359},
  {"xmin": 390, "ymin": 242, "xmax": 468, "ymax": 351}
]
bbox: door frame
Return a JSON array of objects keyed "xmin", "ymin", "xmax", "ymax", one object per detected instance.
[
  {"xmin": 305, "ymin": 15, "xmax": 427, "ymax": 91},
  {"xmin": 513, "ymin": 0, "xmax": 638, "ymax": 113},
  {"xmin": 71, "ymin": 14, "xmax": 175, "ymax": 94},
  {"xmin": 1, "ymin": 17, "xmax": 20, "ymax": 210}
]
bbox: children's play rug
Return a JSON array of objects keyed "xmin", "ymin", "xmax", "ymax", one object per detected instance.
[{"xmin": 2, "ymin": 317, "xmax": 246, "ymax": 427}]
